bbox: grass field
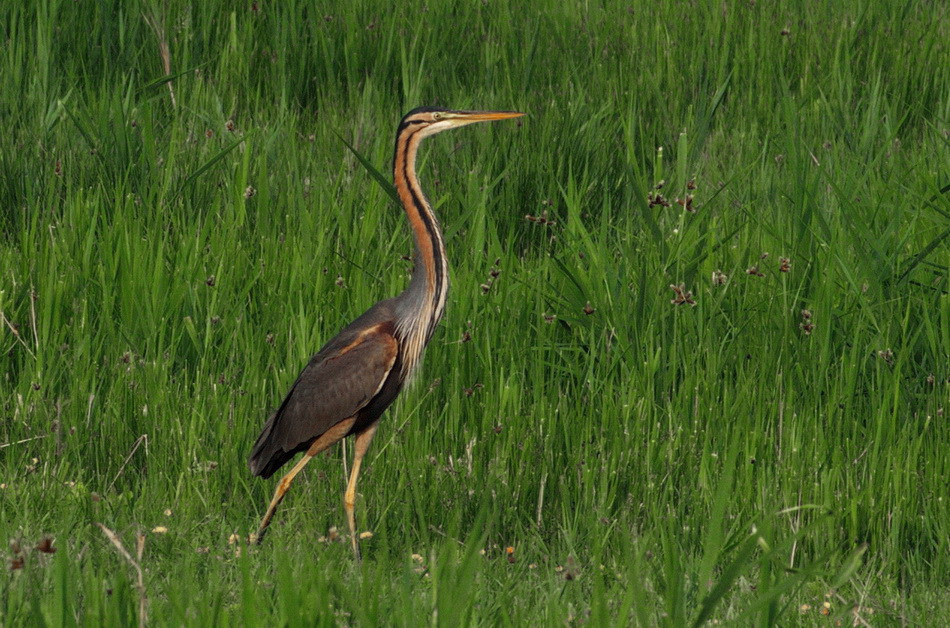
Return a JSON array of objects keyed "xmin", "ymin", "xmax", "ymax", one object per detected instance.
[{"xmin": 1, "ymin": 1, "xmax": 948, "ymax": 625}]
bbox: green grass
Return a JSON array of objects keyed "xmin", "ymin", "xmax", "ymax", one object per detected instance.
[{"xmin": 1, "ymin": 0, "xmax": 948, "ymax": 625}]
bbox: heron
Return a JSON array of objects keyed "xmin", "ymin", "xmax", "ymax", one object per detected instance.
[{"xmin": 248, "ymin": 107, "xmax": 524, "ymax": 556}]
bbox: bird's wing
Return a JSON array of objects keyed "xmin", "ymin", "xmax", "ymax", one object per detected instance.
[{"xmin": 248, "ymin": 321, "xmax": 398, "ymax": 476}]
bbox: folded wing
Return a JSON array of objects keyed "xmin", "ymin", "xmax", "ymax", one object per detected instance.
[{"xmin": 248, "ymin": 322, "xmax": 398, "ymax": 478}]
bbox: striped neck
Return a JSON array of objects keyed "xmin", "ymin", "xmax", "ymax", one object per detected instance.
[{"xmin": 392, "ymin": 120, "xmax": 449, "ymax": 375}]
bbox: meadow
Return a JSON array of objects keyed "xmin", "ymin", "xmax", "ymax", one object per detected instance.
[{"xmin": 0, "ymin": 1, "xmax": 947, "ymax": 625}]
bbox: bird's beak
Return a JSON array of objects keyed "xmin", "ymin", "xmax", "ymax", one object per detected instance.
[{"xmin": 445, "ymin": 110, "xmax": 526, "ymax": 122}]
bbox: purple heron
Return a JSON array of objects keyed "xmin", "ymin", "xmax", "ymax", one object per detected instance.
[{"xmin": 248, "ymin": 107, "xmax": 524, "ymax": 556}]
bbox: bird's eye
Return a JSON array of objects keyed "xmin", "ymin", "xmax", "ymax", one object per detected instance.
[{"xmin": 432, "ymin": 112, "xmax": 442, "ymax": 121}]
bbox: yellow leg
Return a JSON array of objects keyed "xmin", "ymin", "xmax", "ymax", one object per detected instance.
[
  {"xmin": 253, "ymin": 417, "xmax": 356, "ymax": 545},
  {"xmin": 345, "ymin": 422, "xmax": 379, "ymax": 560},
  {"xmin": 253, "ymin": 452, "xmax": 314, "ymax": 544}
]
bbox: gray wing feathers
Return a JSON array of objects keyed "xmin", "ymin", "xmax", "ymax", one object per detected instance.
[
  {"xmin": 248, "ymin": 322, "xmax": 397, "ymax": 477},
  {"xmin": 275, "ymin": 331, "xmax": 397, "ymax": 451}
]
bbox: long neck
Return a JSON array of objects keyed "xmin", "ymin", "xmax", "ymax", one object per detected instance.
[{"xmin": 392, "ymin": 122, "xmax": 449, "ymax": 374}]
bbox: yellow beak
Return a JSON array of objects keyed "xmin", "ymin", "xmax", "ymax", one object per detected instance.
[{"xmin": 446, "ymin": 110, "xmax": 526, "ymax": 122}]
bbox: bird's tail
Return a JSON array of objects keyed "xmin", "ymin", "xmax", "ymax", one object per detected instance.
[{"xmin": 247, "ymin": 414, "xmax": 295, "ymax": 479}]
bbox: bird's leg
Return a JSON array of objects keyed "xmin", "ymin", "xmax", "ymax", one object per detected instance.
[
  {"xmin": 253, "ymin": 452, "xmax": 314, "ymax": 544},
  {"xmin": 345, "ymin": 422, "xmax": 379, "ymax": 560},
  {"xmin": 253, "ymin": 417, "xmax": 356, "ymax": 545}
]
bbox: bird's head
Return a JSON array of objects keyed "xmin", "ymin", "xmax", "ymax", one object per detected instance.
[{"xmin": 398, "ymin": 107, "xmax": 525, "ymax": 139}]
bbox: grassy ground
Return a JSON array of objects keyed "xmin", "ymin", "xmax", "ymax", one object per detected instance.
[{"xmin": 1, "ymin": 0, "xmax": 948, "ymax": 625}]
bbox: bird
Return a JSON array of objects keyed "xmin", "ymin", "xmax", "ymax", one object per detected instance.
[{"xmin": 248, "ymin": 107, "xmax": 524, "ymax": 556}]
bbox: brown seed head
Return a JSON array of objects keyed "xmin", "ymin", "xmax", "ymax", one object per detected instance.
[
  {"xmin": 669, "ymin": 284, "xmax": 696, "ymax": 306},
  {"xmin": 35, "ymin": 536, "xmax": 56, "ymax": 554}
]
